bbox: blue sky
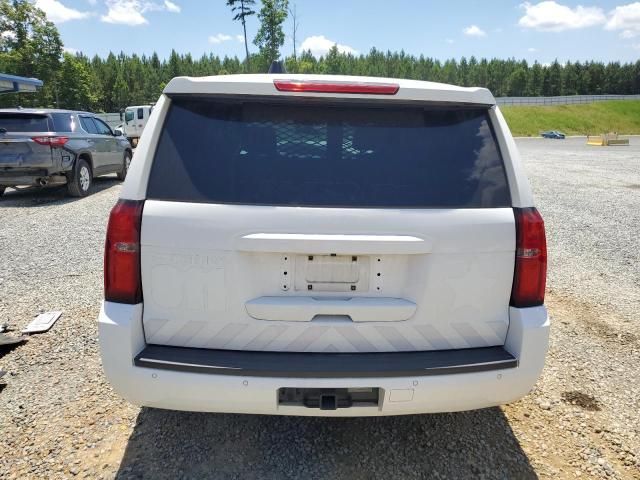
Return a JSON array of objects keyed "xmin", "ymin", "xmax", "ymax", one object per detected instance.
[{"xmin": 36, "ymin": 0, "xmax": 640, "ymax": 63}]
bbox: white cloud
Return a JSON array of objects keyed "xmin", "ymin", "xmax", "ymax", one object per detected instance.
[
  {"xmin": 445, "ymin": 38, "xmax": 454, "ymax": 44},
  {"xmin": 528, "ymin": 47, "xmax": 538, "ymax": 52},
  {"xmin": 87, "ymin": 0, "xmax": 97, "ymax": 5},
  {"xmin": 633, "ymin": 42, "xmax": 640, "ymax": 49},
  {"xmin": 63, "ymin": 46, "xmax": 79, "ymax": 54},
  {"xmin": 164, "ymin": 0, "xmax": 180, "ymax": 13},
  {"xmin": 35, "ymin": 0, "xmax": 91, "ymax": 23},
  {"xmin": 518, "ymin": 1, "xmax": 605, "ymax": 31},
  {"xmin": 300, "ymin": 35, "xmax": 358, "ymax": 57},
  {"xmin": 101, "ymin": 0, "xmax": 180, "ymax": 26},
  {"xmin": 102, "ymin": 1, "xmax": 147, "ymax": 25},
  {"xmin": 463, "ymin": 25, "xmax": 487, "ymax": 37},
  {"xmin": 208, "ymin": 33, "xmax": 232, "ymax": 44},
  {"xmin": 606, "ymin": 2, "xmax": 640, "ymax": 38},
  {"xmin": 236, "ymin": 34, "xmax": 244, "ymax": 43}
]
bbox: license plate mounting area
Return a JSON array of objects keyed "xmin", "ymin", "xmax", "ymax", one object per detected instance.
[{"xmin": 294, "ymin": 254, "xmax": 370, "ymax": 292}]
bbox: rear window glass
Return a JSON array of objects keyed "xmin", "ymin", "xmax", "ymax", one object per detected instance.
[
  {"xmin": 0, "ymin": 114, "xmax": 50, "ymax": 132},
  {"xmin": 147, "ymin": 98, "xmax": 510, "ymax": 208}
]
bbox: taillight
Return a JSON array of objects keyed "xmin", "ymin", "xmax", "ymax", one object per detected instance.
[
  {"xmin": 104, "ymin": 199, "xmax": 144, "ymax": 304},
  {"xmin": 32, "ymin": 136, "xmax": 69, "ymax": 147},
  {"xmin": 510, "ymin": 207, "xmax": 547, "ymax": 308},
  {"xmin": 273, "ymin": 79, "xmax": 399, "ymax": 95}
]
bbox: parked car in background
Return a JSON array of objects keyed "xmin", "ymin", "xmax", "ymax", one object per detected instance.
[
  {"xmin": 100, "ymin": 74, "xmax": 549, "ymax": 416},
  {"xmin": 0, "ymin": 109, "xmax": 132, "ymax": 197},
  {"xmin": 122, "ymin": 104, "xmax": 153, "ymax": 146},
  {"xmin": 541, "ymin": 130, "xmax": 566, "ymax": 139}
]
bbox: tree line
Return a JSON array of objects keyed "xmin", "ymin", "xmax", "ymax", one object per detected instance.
[{"xmin": 1, "ymin": 0, "xmax": 639, "ymax": 113}]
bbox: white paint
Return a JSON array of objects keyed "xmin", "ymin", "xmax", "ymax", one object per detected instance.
[
  {"xmin": 162, "ymin": 74, "xmax": 496, "ymax": 106},
  {"xmin": 245, "ymin": 296, "xmax": 417, "ymax": 323},
  {"xmin": 98, "ymin": 302, "xmax": 549, "ymax": 415},
  {"xmin": 237, "ymin": 233, "xmax": 431, "ymax": 255},
  {"xmin": 101, "ymin": 73, "xmax": 549, "ymax": 414},
  {"xmin": 140, "ymin": 203, "xmax": 515, "ymax": 352}
]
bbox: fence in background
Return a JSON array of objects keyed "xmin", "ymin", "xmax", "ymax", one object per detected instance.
[
  {"xmin": 95, "ymin": 112, "xmax": 122, "ymax": 127},
  {"xmin": 94, "ymin": 94, "xmax": 640, "ymax": 125},
  {"xmin": 496, "ymin": 94, "xmax": 640, "ymax": 106}
]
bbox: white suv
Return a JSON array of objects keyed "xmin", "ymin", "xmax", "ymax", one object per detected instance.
[{"xmin": 99, "ymin": 74, "xmax": 549, "ymax": 416}]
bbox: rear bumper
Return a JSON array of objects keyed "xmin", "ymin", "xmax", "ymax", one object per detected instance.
[
  {"xmin": 98, "ymin": 302, "xmax": 549, "ymax": 416},
  {"xmin": 0, "ymin": 168, "xmax": 68, "ymax": 186}
]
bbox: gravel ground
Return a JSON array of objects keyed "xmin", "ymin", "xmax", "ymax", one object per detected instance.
[{"xmin": 0, "ymin": 138, "xmax": 639, "ymax": 479}]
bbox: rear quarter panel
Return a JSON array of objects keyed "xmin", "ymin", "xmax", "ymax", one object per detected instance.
[{"xmin": 490, "ymin": 107, "xmax": 535, "ymax": 208}]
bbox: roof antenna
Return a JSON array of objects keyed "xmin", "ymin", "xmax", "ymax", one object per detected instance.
[{"xmin": 268, "ymin": 60, "xmax": 287, "ymax": 74}]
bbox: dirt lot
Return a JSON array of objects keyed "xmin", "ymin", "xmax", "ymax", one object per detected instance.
[{"xmin": 1, "ymin": 137, "xmax": 639, "ymax": 479}]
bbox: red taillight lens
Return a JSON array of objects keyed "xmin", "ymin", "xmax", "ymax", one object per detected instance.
[
  {"xmin": 31, "ymin": 136, "xmax": 69, "ymax": 147},
  {"xmin": 510, "ymin": 207, "xmax": 547, "ymax": 308},
  {"xmin": 104, "ymin": 199, "xmax": 144, "ymax": 304},
  {"xmin": 273, "ymin": 79, "xmax": 399, "ymax": 95},
  {"xmin": 49, "ymin": 136, "xmax": 69, "ymax": 147}
]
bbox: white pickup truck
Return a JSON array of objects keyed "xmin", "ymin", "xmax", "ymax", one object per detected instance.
[
  {"xmin": 99, "ymin": 74, "xmax": 549, "ymax": 416},
  {"xmin": 122, "ymin": 104, "xmax": 153, "ymax": 146}
]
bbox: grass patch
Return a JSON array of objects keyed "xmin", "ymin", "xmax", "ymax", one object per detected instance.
[{"xmin": 501, "ymin": 100, "xmax": 640, "ymax": 137}]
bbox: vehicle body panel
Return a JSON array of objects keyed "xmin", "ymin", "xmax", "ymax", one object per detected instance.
[
  {"xmin": 103, "ymin": 74, "xmax": 549, "ymax": 415},
  {"xmin": 99, "ymin": 301, "xmax": 549, "ymax": 415},
  {"xmin": 141, "ymin": 203, "xmax": 515, "ymax": 352},
  {"xmin": 164, "ymin": 74, "xmax": 497, "ymax": 106},
  {"xmin": 0, "ymin": 109, "xmax": 131, "ymax": 188},
  {"xmin": 123, "ymin": 105, "xmax": 152, "ymax": 140},
  {"xmin": 0, "ymin": 132, "xmax": 55, "ymax": 169}
]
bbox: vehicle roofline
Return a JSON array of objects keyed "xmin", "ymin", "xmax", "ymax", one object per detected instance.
[
  {"xmin": 163, "ymin": 74, "xmax": 496, "ymax": 105},
  {"xmin": 0, "ymin": 108, "xmax": 95, "ymax": 115}
]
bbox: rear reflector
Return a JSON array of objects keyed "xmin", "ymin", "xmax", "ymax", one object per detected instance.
[
  {"xmin": 104, "ymin": 199, "xmax": 144, "ymax": 304},
  {"xmin": 32, "ymin": 136, "xmax": 69, "ymax": 147},
  {"xmin": 274, "ymin": 79, "xmax": 399, "ymax": 95},
  {"xmin": 510, "ymin": 208, "xmax": 547, "ymax": 308}
]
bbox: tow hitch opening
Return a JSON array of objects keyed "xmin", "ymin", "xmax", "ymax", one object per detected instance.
[{"xmin": 278, "ymin": 387, "xmax": 381, "ymax": 410}]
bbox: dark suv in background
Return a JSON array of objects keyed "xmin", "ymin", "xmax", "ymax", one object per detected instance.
[{"xmin": 0, "ymin": 109, "xmax": 132, "ymax": 197}]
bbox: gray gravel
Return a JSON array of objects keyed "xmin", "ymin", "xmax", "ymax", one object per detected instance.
[
  {"xmin": 1, "ymin": 140, "xmax": 639, "ymax": 479},
  {"xmin": 519, "ymin": 137, "xmax": 640, "ymax": 325}
]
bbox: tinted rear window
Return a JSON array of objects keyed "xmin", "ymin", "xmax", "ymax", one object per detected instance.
[
  {"xmin": 147, "ymin": 98, "xmax": 510, "ymax": 208},
  {"xmin": 0, "ymin": 114, "xmax": 50, "ymax": 132}
]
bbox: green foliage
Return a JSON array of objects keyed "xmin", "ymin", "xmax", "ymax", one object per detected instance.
[
  {"xmin": 226, "ymin": 0, "xmax": 256, "ymax": 65},
  {"xmin": 1, "ymin": 0, "xmax": 640, "ymax": 115},
  {"xmin": 28, "ymin": 49, "xmax": 640, "ymax": 113},
  {"xmin": 254, "ymin": 0, "xmax": 288, "ymax": 64},
  {"xmin": 226, "ymin": 0, "xmax": 256, "ymax": 22},
  {"xmin": 0, "ymin": 0, "xmax": 62, "ymax": 107},
  {"xmin": 501, "ymin": 101, "xmax": 640, "ymax": 136},
  {"xmin": 56, "ymin": 53, "xmax": 100, "ymax": 111}
]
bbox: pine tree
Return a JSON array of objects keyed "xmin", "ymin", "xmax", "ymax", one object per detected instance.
[
  {"xmin": 254, "ymin": 0, "xmax": 288, "ymax": 65},
  {"xmin": 226, "ymin": 0, "xmax": 256, "ymax": 67},
  {"xmin": 57, "ymin": 53, "xmax": 100, "ymax": 110}
]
